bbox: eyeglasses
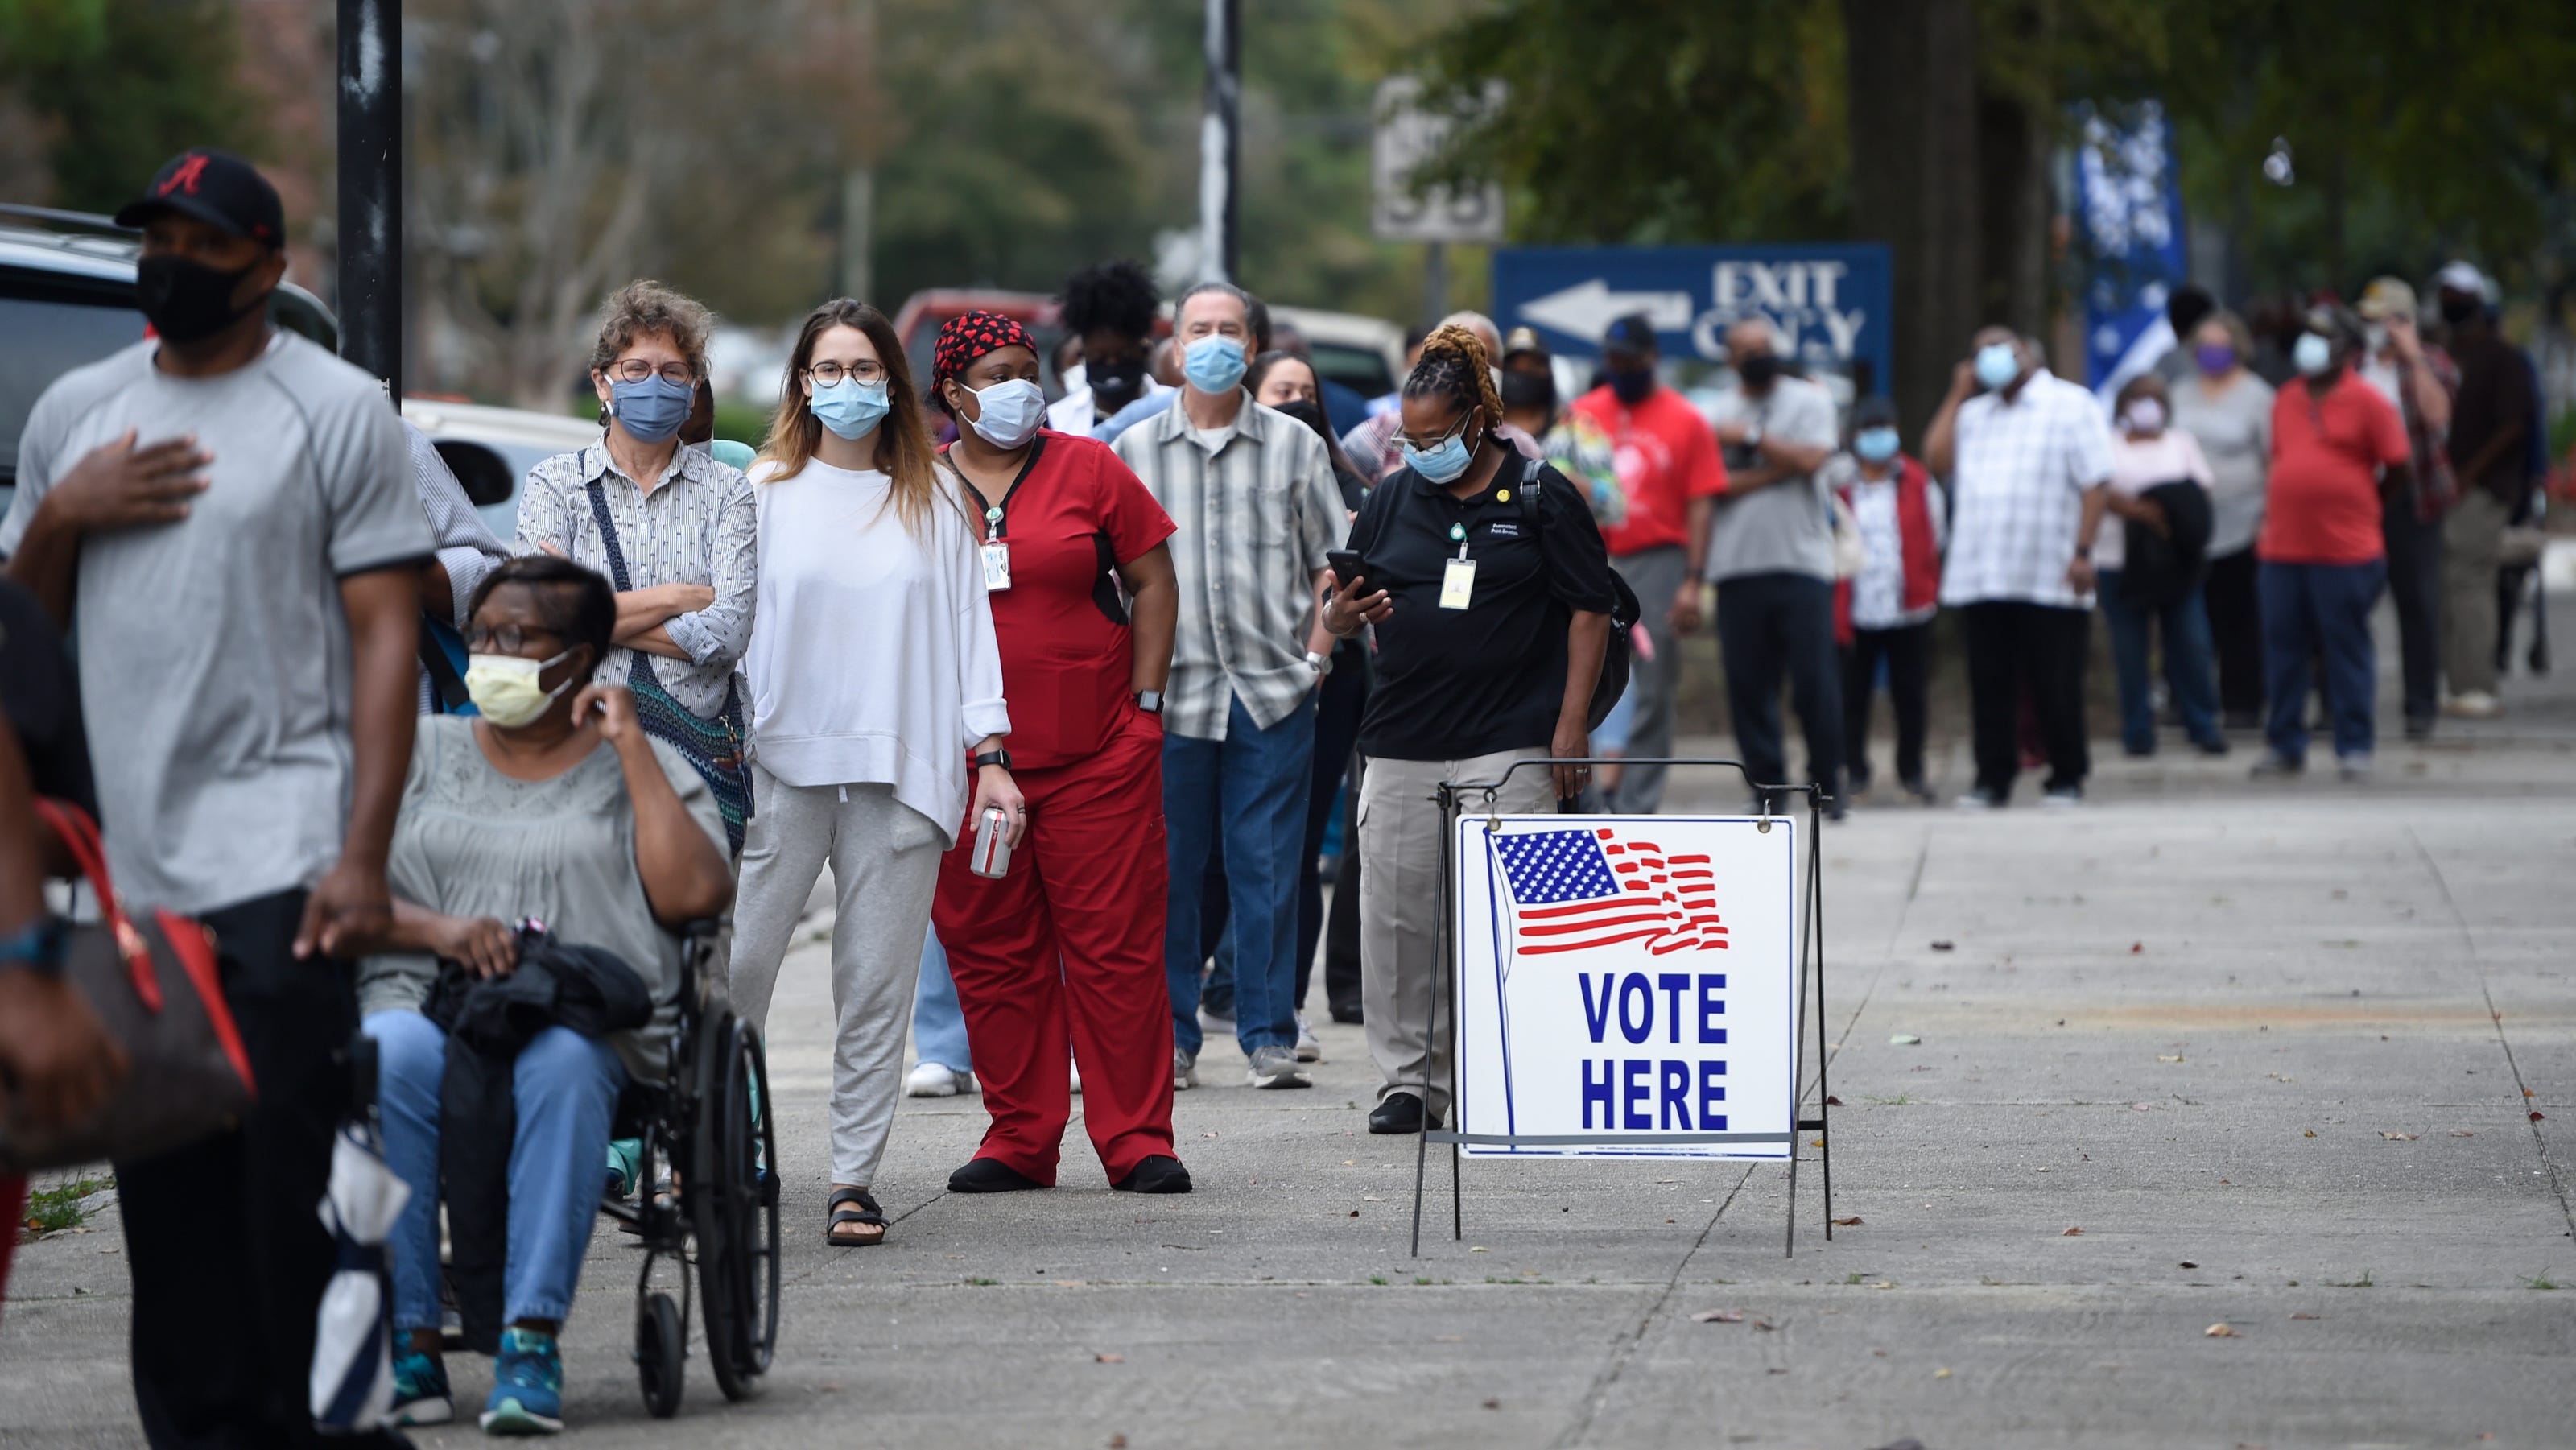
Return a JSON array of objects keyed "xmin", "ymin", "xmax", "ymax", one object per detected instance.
[
  {"xmin": 465, "ymin": 623, "xmax": 562, "ymax": 655},
  {"xmin": 1397, "ymin": 416, "xmax": 1473, "ymax": 452},
  {"xmin": 606, "ymin": 358, "xmax": 696, "ymax": 386},
  {"xmin": 806, "ymin": 360, "xmax": 887, "ymax": 386}
]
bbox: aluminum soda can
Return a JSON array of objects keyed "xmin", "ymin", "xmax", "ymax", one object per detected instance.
[{"xmin": 969, "ymin": 807, "xmax": 1011, "ymax": 879}]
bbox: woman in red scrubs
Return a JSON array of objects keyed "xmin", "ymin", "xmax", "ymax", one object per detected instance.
[{"xmin": 927, "ymin": 312, "xmax": 1193, "ymax": 1194}]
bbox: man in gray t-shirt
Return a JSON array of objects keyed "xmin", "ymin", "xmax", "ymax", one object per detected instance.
[
  {"xmin": 1697, "ymin": 319, "xmax": 1847, "ymax": 812},
  {"xmin": 1, "ymin": 147, "xmax": 429, "ymax": 1447}
]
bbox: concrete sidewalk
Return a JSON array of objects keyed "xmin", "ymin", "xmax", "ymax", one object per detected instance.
[{"xmin": 7, "ymin": 650, "xmax": 2574, "ymax": 1446}]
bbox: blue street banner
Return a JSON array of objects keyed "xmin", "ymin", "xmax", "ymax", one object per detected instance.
[
  {"xmin": 1492, "ymin": 244, "xmax": 1893, "ymax": 390},
  {"xmin": 1452, "ymin": 815, "xmax": 1798, "ymax": 1160},
  {"xmin": 2074, "ymin": 99, "xmax": 2189, "ymax": 400}
]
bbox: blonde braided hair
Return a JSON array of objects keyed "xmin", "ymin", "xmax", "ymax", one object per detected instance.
[{"xmin": 1402, "ymin": 322, "xmax": 1505, "ymax": 441}]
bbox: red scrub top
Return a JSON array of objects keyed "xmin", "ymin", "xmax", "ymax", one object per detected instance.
[{"xmin": 946, "ymin": 429, "xmax": 1175, "ymax": 770}]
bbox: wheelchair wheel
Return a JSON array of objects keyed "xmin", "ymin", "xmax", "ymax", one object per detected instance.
[
  {"xmin": 692, "ymin": 1012, "xmax": 780, "ymax": 1402},
  {"xmin": 636, "ymin": 1291, "xmax": 684, "ymax": 1419}
]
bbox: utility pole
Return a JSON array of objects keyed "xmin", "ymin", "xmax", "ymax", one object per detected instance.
[
  {"xmin": 839, "ymin": 0, "xmax": 877, "ymax": 304},
  {"xmin": 336, "ymin": 0, "xmax": 402, "ymax": 391},
  {"xmin": 1199, "ymin": 0, "xmax": 1240, "ymax": 283}
]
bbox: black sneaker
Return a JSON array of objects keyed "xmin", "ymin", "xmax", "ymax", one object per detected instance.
[
  {"xmin": 1368, "ymin": 1093, "xmax": 1427, "ymax": 1135},
  {"xmin": 947, "ymin": 1158, "xmax": 1047, "ymax": 1193},
  {"xmin": 1328, "ymin": 1000, "xmax": 1363, "ymax": 1025},
  {"xmin": 1111, "ymin": 1155, "xmax": 1193, "ymax": 1194}
]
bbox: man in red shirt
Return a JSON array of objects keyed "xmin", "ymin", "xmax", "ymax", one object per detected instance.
[
  {"xmin": 1566, "ymin": 314, "xmax": 1728, "ymax": 812},
  {"xmin": 2254, "ymin": 304, "xmax": 2413, "ymax": 780}
]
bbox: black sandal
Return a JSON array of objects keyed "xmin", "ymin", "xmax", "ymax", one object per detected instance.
[{"xmin": 825, "ymin": 1187, "xmax": 886, "ymax": 1247}]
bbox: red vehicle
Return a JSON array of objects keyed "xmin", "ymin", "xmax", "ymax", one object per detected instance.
[{"xmin": 890, "ymin": 290, "xmax": 1068, "ymax": 396}]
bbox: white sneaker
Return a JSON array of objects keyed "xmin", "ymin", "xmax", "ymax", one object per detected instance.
[
  {"xmin": 2442, "ymin": 691, "xmax": 2504, "ymax": 719},
  {"xmin": 1294, "ymin": 1011, "xmax": 1323, "ymax": 1063},
  {"xmin": 1173, "ymin": 1047, "xmax": 1199, "ymax": 1091},
  {"xmin": 1952, "ymin": 789, "xmax": 2000, "ymax": 811},
  {"xmin": 2337, "ymin": 753, "xmax": 2373, "ymax": 782},
  {"xmin": 2040, "ymin": 787, "xmax": 2082, "ymax": 808},
  {"xmin": 1247, "ymin": 1044, "xmax": 1312, "ymax": 1089},
  {"xmin": 904, "ymin": 1062, "xmax": 974, "ymax": 1098}
]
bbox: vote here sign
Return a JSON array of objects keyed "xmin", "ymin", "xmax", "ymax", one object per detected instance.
[{"xmin": 1453, "ymin": 815, "xmax": 1798, "ymax": 1159}]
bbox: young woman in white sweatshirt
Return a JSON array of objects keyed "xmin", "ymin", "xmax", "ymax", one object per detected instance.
[{"xmin": 725, "ymin": 299, "xmax": 1023, "ymax": 1248}]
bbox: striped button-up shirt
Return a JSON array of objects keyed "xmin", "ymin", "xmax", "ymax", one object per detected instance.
[
  {"xmin": 1939, "ymin": 371, "xmax": 2116, "ymax": 610},
  {"xmin": 1114, "ymin": 397, "xmax": 1346, "ymax": 740},
  {"xmin": 513, "ymin": 436, "xmax": 757, "ymax": 719}
]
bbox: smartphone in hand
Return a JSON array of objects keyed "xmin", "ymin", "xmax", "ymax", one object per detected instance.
[{"xmin": 1326, "ymin": 548, "xmax": 1368, "ymax": 590}]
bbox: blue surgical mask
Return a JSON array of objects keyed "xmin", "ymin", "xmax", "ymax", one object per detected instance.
[
  {"xmin": 1402, "ymin": 419, "xmax": 1476, "ymax": 484},
  {"xmin": 608, "ymin": 373, "xmax": 695, "ymax": 444},
  {"xmin": 2293, "ymin": 332, "xmax": 2334, "ymax": 377},
  {"xmin": 808, "ymin": 376, "xmax": 890, "ymax": 440},
  {"xmin": 1183, "ymin": 334, "xmax": 1248, "ymax": 394},
  {"xmin": 1853, "ymin": 426, "xmax": 1900, "ymax": 463},
  {"xmin": 963, "ymin": 377, "xmax": 1046, "ymax": 449},
  {"xmin": 1974, "ymin": 343, "xmax": 2021, "ymax": 391}
]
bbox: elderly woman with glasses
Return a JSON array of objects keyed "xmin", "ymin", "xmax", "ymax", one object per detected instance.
[
  {"xmin": 514, "ymin": 280, "xmax": 758, "ymax": 849},
  {"xmin": 360, "ymin": 555, "xmax": 734, "ymax": 1433}
]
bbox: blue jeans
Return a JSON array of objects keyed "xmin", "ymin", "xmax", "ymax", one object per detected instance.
[
  {"xmin": 2097, "ymin": 572, "xmax": 2223, "ymax": 753},
  {"xmin": 1164, "ymin": 691, "xmax": 1314, "ymax": 1058},
  {"xmin": 2259, "ymin": 559, "xmax": 2387, "ymax": 762},
  {"xmin": 366, "ymin": 1010, "xmax": 626, "ymax": 1332},
  {"xmin": 912, "ymin": 929, "xmax": 972, "ymax": 1073}
]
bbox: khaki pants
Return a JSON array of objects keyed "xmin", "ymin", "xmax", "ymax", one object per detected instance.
[
  {"xmin": 2442, "ymin": 488, "xmax": 2510, "ymax": 698},
  {"xmin": 1358, "ymin": 748, "xmax": 1554, "ymax": 1117}
]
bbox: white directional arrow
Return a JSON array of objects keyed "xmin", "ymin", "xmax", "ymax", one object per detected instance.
[{"xmin": 1516, "ymin": 279, "xmax": 1696, "ymax": 342}]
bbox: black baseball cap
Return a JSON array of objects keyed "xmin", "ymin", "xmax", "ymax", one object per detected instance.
[
  {"xmin": 1602, "ymin": 313, "xmax": 1658, "ymax": 357},
  {"xmin": 1851, "ymin": 395, "xmax": 1899, "ymax": 430},
  {"xmin": 115, "ymin": 149, "xmax": 285, "ymax": 248}
]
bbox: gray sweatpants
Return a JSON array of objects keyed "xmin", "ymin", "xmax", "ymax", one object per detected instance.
[
  {"xmin": 1358, "ymin": 749, "xmax": 1553, "ymax": 1118},
  {"xmin": 726, "ymin": 766, "xmax": 949, "ymax": 1186},
  {"xmin": 1610, "ymin": 545, "xmax": 1687, "ymax": 813}
]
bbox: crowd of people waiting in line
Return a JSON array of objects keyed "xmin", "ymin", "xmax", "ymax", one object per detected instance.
[{"xmin": 0, "ymin": 148, "xmax": 2553, "ymax": 1444}]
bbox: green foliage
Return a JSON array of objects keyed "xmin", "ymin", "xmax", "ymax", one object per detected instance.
[
  {"xmin": 23, "ymin": 1174, "xmax": 113, "ymax": 1235},
  {"xmin": 0, "ymin": 0, "xmax": 259, "ymax": 213}
]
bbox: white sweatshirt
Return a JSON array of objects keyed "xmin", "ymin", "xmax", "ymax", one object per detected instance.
[{"xmin": 744, "ymin": 458, "xmax": 1010, "ymax": 842}]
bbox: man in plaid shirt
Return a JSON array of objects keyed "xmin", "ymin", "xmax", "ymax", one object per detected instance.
[
  {"xmin": 2355, "ymin": 277, "xmax": 2458, "ymax": 740},
  {"xmin": 1925, "ymin": 327, "xmax": 2116, "ymax": 808},
  {"xmin": 1115, "ymin": 281, "xmax": 1346, "ymax": 1092}
]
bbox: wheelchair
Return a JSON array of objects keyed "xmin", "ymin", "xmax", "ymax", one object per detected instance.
[{"xmin": 597, "ymin": 922, "xmax": 780, "ymax": 1418}]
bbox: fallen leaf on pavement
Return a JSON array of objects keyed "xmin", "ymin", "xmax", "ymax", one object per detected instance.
[
  {"xmin": 2533, "ymin": 1110, "xmax": 2548, "ymax": 1122},
  {"xmin": 1825, "ymin": 1095, "xmax": 1846, "ymax": 1106},
  {"xmin": 2204, "ymin": 1323, "xmax": 2236, "ymax": 1337},
  {"xmin": 1833, "ymin": 1216, "xmax": 1864, "ymax": 1226},
  {"xmin": 1348, "ymin": 1210, "xmax": 1359, "ymax": 1217},
  {"xmin": 1111, "ymin": 1436, "xmax": 1129, "ymax": 1448},
  {"xmin": 1933, "ymin": 1367, "xmax": 1951, "ymax": 1378},
  {"xmin": 2178, "ymin": 1261, "xmax": 2198, "ymax": 1268},
  {"xmin": 2062, "ymin": 1227, "xmax": 2083, "ymax": 1236},
  {"xmin": 2379, "ymin": 1131, "xmax": 2417, "ymax": 1141},
  {"xmin": 2303, "ymin": 1130, "xmax": 2317, "ymax": 1138},
  {"xmin": 1930, "ymin": 940, "xmax": 1955, "ymax": 951},
  {"xmin": 2450, "ymin": 1130, "xmax": 2475, "ymax": 1137},
  {"xmin": 1751, "ymin": 1317, "xmax": 1777, "ymax": 1331},
  {"xmin": 1096, "ymin": 1353, "xmax": 1125, "ymax": 1363},
  {"xmin": 2158, "ymin": 1055, "xmax": 2186, "ymax": 1063},
  {"xmin": 2132, "ymin": 1103, "xmax": 2154, "ymax": 1112},
  {"xmin": 1432, "ymin": 1335, "xmax": 1463, "ymax": 1342},
  {"xmin": 1693, "ymin": 1309, "xmax": 1745, "ymax": 1323},
  {"xmin": 1481, "ymin": 1398, "xmax": 1500, "ymax": 1410},
  {"xmin": 2130, "ymin": 942, "xmax": 2144, "ymax": 954},
  {"xmin": 1469, "ymin": 1246, "xmax": 1488, "ymax": 1252},
  {"xmin": 1889, "ymin": 1034, "xmax": 1922, "ymax": 1046},
  {"xmin": 2289, "ymin": 1312, "xmax": 2319, "ymax": 1320}
]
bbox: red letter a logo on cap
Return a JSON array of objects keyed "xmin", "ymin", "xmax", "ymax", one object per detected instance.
[{"xmin": 161, "ymin": 155, "xmax": 211, "ymax": 196}]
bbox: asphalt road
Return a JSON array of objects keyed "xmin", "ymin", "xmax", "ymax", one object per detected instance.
[{"xmin": 6, "ymin": 603, "xmax": 2572, "ymax": 1448}]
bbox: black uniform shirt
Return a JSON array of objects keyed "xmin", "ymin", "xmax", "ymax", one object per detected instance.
[{"xmin": 1348, "ymin": 452, "xmax": 1616, "ymax": 762}]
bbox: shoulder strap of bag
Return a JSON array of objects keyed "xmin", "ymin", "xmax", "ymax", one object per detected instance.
[
  {"xmin": 1515, "ymin": 452, "xmax": 1545, "ymax": 527},
  {"xmin": 30, "ymin": 798, "xmax": 163, "ymax": 1010},
  {"xmin": 582, "ymin": 479, "xmax": 636, "ymax": 593}
]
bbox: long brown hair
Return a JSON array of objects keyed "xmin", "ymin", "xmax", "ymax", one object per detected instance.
[{"xmin": 757, "ymin": 299, "xmax": 956, "ymax": 536}]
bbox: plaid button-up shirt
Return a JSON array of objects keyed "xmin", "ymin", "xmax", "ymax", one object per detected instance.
[
  {"xmin": 1114, "ymin": 396, "xmax": 1346, "ymax": 740},
  {"xmin": 1939, "ymin": 371, "xmax": 2116, "ymax": 610}
]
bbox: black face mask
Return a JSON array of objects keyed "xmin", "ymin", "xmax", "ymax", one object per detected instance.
[
  {"xmin": 1738, "ymin": 352, "xmax": 1781, "ymax": 389},
  {"xmin": 1088, "ymin": 353, "xmax": 1148, "ymax": 413},
  {"xmin": 1499, "ymin": 369, "xmax": 1555, "ymax": 414},
  {"xmin": 137, "ymin": 254, "xmax": 267, "ymax": 345},
  {"xmin": 2438, "ymin": 295, "xmax": 2480, "ymax": 326},
  {"xmin": 1608, "ymin": 365, "xmax": 1655, "ymax": 405}
]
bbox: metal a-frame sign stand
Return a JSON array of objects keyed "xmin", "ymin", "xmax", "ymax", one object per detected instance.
[{"xmin": 1408, "ymin": 757, "xmax": 1835, "ymax": 1258}]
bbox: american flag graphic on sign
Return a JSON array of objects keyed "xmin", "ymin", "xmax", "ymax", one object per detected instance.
[{"xmin": 1492, "ymin": 827, "xmax": 1728, "ymax": 958}]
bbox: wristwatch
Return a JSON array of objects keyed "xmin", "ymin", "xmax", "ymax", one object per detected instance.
[
  {"xmin": 1136, "ymin": 689, "xmax": 1164, "ymax": 715},
  {"xmin": 0, "ymin": 915, "xmax": 68, "ymax": 977},
  {"xmin": 972, "ymin": 748, "xmax": 1013, "ymax": 771},
  {"xmin": 2074, "ymin": 543, "xmax": 2094, "ymax": 560},
  {"xmin": 1302, "ymin": 650, "xmax": 1331, "ymax": 679}
]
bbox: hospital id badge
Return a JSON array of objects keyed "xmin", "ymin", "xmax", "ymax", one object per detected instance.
[
  {"xmin": 980, "ymin": 540, "xmax": 1012, "ymax": 592},
  {"xmin": 1439, "ymin": 556, "xmax": 1477, "ymax": 609}
]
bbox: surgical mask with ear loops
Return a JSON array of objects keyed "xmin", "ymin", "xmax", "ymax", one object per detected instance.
[{"xmin": 2293, "ymin": 333, "xmax": 2334, "ymax": 376}]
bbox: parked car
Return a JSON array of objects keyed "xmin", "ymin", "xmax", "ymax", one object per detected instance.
[
  {"xmin": 1270, "ymin": 305, "xmax": 1406, "ymax": 401},
  {"xmin": 399, "ymin": 397, "xmax": 600, "ymax": 540},
  {"xmin": 0, "ymin": 205, "xmax": 336, "ymax": 519}
]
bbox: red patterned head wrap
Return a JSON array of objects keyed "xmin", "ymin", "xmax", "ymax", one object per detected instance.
[{"xmin": 932, "ymin": 310, "xmax": 1035, "ymax": 389}]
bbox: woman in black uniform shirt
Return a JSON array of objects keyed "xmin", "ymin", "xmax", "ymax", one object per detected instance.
[{"xmin": 1320, "ymin": 324, "xmax": 1615, "ymax": 1135}]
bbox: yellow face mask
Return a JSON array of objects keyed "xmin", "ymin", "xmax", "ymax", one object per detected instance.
[{"xmin": 464, "ymin": 649, "xmax": 576, "ymax": 728}]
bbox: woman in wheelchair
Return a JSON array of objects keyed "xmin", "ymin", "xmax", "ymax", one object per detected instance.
[{"xmin": 358, "ymin": 555, "xmax": 734, "ymax": 1434}]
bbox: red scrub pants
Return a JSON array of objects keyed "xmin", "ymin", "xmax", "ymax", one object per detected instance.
[{"xmin": 932, "ymin": 706, "xmax": 1177, "ymax": 1184}]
